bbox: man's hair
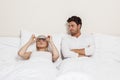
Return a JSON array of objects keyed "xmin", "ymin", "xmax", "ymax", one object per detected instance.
[{"xmin": 67, "ymin": 16, "xmax": 82, "ymax": 26}]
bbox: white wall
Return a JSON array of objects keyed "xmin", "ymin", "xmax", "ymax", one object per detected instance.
[{"xmin": 0, "ymin": 0, "xmax": 120, "ymax": 36}]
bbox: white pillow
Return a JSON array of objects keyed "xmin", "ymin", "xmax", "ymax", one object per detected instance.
[
  {"xmin": 0, "ymin": 37, "xmax": 20, "ymax": 64},
  {"xmin": 20, "ymin": 30, "xmax": 65, "ymax": 66},
  {"xmin": 0, "ymin": 37, "xmax": 20, "ymax": 49},
  {"xmin": 20, "ymin": 30, "xmax": 37, "ymax": 51},
  {"xmin": 93, "ymin": 33, "xmax": 120, "ymax": 62},
  {"xmin": 93, "ymin": 33, "xmax": 120, "ymax": 50}
]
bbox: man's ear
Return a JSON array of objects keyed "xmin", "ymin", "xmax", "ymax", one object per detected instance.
[{"xmin": 78, "ymin": 24, "xmax": 81, "ymax": 29}]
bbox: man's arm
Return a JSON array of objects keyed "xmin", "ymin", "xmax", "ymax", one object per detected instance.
[
  {"xmin": 84, "ymin": 35, "xmax": 95, "ymax": 56},
  {"xmin": 71, "ymin": 48, "xmax": 86, "ymax": 57},
  {"xmin": 71, "ymin": 35, "xmax": 95, "ymax": 57},
  {"xmin": 61, "ymin": 38, "xmax": 79, "ymax": 58}
]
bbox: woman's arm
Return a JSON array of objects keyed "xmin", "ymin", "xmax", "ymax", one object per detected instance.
[
  {"xmin": 47, "ymin": 36, "xmax": 59, "ymax": 62},
  {"xmin": 18, "ymin": 34, "xmax": 36, "ymax": 60}
]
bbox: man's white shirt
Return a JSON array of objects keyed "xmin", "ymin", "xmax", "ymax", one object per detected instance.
[{"xmin": 61, "ymin": 34, "xmax": 95, "ymax": 58}]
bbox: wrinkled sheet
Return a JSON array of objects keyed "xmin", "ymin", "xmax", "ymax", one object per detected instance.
[
  {"xmin": 57, "ymin": 56, "xmax": 120, "ymax": 80},
  {"xmin": 0, "ymin": 58, "xmax": 58, "ymax": 80}
]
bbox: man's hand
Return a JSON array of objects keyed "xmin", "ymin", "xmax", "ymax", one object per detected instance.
[
  {"xmin": 71, "ymin": 49, "xmax": 80, "ymax": 53},
  {"xmin": 71, "ymin": 49, "xmax": 85, "ymax": 57}
]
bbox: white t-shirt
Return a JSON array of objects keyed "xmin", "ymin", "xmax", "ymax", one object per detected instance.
[
  {"xmin": 29, "ymin": 51, "xmax": 52, "ymax": 62},
  {"xmin": 61, "ymin": 34, "xmax": 95, "ymax": 58}
]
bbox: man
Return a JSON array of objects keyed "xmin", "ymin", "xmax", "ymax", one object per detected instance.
[{"xmin": 61, "ymin": 16, "xmax": 95, "ymax": 59}]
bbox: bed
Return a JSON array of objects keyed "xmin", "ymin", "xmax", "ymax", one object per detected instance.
[
  {"xmin": 0, "ymin": 30, "xmax": 120, "ymax": 80},
  {"xmin": 57, "ymin": 33, "xmax": 120, "ymax": 80},
  {"xmin": 0, "ymin": 30, "xmax": 60, "ymax": 80}
]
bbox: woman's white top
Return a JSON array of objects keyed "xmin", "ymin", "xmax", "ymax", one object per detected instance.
[{"xmin": 29, "ymin": 51, "xmax": 52, "ymax": 62}]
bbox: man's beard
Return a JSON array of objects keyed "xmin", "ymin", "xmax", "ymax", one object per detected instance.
[
  {"xmin": 71, "ymin": 31, "xmax": 78, "ymax": 36},
  {"xmin": 70, "ymin": 29, "xmax": 79, "ymax": 36}
]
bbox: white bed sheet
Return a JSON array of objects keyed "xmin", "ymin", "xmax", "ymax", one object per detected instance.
[
  {"xmin": 0, "ymin": 49, "xmax": 58, "ymax": 80},
  {"xmin": 0, "ymin": 37, "xmax": 20, "ymax": 64},
  {"xmin": 0, "ymin": 59, "xmax": 58, "ymax": 80},
  {"xmin": 57, "ymin": 55, "xmax": 120, "ymax": 80}
]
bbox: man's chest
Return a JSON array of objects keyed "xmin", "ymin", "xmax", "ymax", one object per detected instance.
[{"xmin": 67, "ymin": 38, "xmax": 89, "ymax": 49}]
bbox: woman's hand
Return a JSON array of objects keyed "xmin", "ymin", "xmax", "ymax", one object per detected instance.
[
  {"xmin": 28, "ymin": 34, "xmax": 36, "ymax": 44},
  {"xmin": 46, "ymin": 35, "xmax": 52, "ymax": 43},
  {"xmin": 46, "ymin": 35, "xmax": 59, "ymax": 62}
]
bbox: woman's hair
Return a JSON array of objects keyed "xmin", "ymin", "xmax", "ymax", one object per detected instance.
[{"xmin": 67, "ymin": 16, "xmax": 82, "ymax": 26}]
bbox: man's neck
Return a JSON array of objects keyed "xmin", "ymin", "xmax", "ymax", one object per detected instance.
[{"xmin": 72, "ymin": 32, "xmax": 81, "ymax": 38}]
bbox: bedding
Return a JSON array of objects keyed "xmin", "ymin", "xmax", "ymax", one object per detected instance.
[
  {"xmin": 0, "ymin": 37, "xmax": 58, "ymax": 80},
  {"xmin": 0, "ymin": 37, "xmax": 20, "ymax": 80},
  {"xmin": 57, "ymin": 57, "xmax": 120, "ymax": 80},
  {"xmin": 56, "ymin": 71, "xmax": 92, "ymax": 80},
  {"xmin": 0, "ymin": 33, "xmax": 120, "ymax": 80},
  {"xmin": 57, "ymin": 33, "xmax": 120, "ymax": 80},
  {"xmin": 0, "ymin": 59, "xmax": 57, "ymax": 80},
  {"xmin": 1, "ymin": 54, "xmax": 58, "ymax": 80},
  {"xmin": 93, "ymin": 33, "xmax": 120, "ymax": 62},
  {"xmin": 0, "ymin": 37, "xmax": 20, "ymax": 64}
]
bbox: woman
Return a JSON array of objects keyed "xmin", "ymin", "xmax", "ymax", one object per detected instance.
[
  {"xmin": 18, "ymin": 34, "xmax": 59, "ymax": 62},
  {"xmin": 5, "ymin": 34, "xmax": 59, "ymax": 80}
]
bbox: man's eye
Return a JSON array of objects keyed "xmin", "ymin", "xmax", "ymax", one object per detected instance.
[{"xmin": 71, "ymin": 25, "xmax": 74, "ymax": 27}]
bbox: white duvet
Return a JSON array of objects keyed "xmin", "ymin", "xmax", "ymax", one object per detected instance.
[
  {"xmin": 57, "ymin": 56, "xmax": 120, "ymax": 80},
  {"xmin": 56, "ymin": 71, "xmax": 92, "ymax": 80},
  {"xmin": 0, "ymin": 51, "xmax": 58, "ymax": 80},
  {"xmin": 57, "ymin": 57, "xmax": 95, "ymax": 80}
]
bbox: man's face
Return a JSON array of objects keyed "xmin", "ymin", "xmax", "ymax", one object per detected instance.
[{"xmin": 68, "ymin": 21, "xmax": 80, "ymax": 35}]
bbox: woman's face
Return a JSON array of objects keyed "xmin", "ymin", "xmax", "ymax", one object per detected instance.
[{"xmin": 36, "ymin": 38, "xmax": 48, "ymax": 49}]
